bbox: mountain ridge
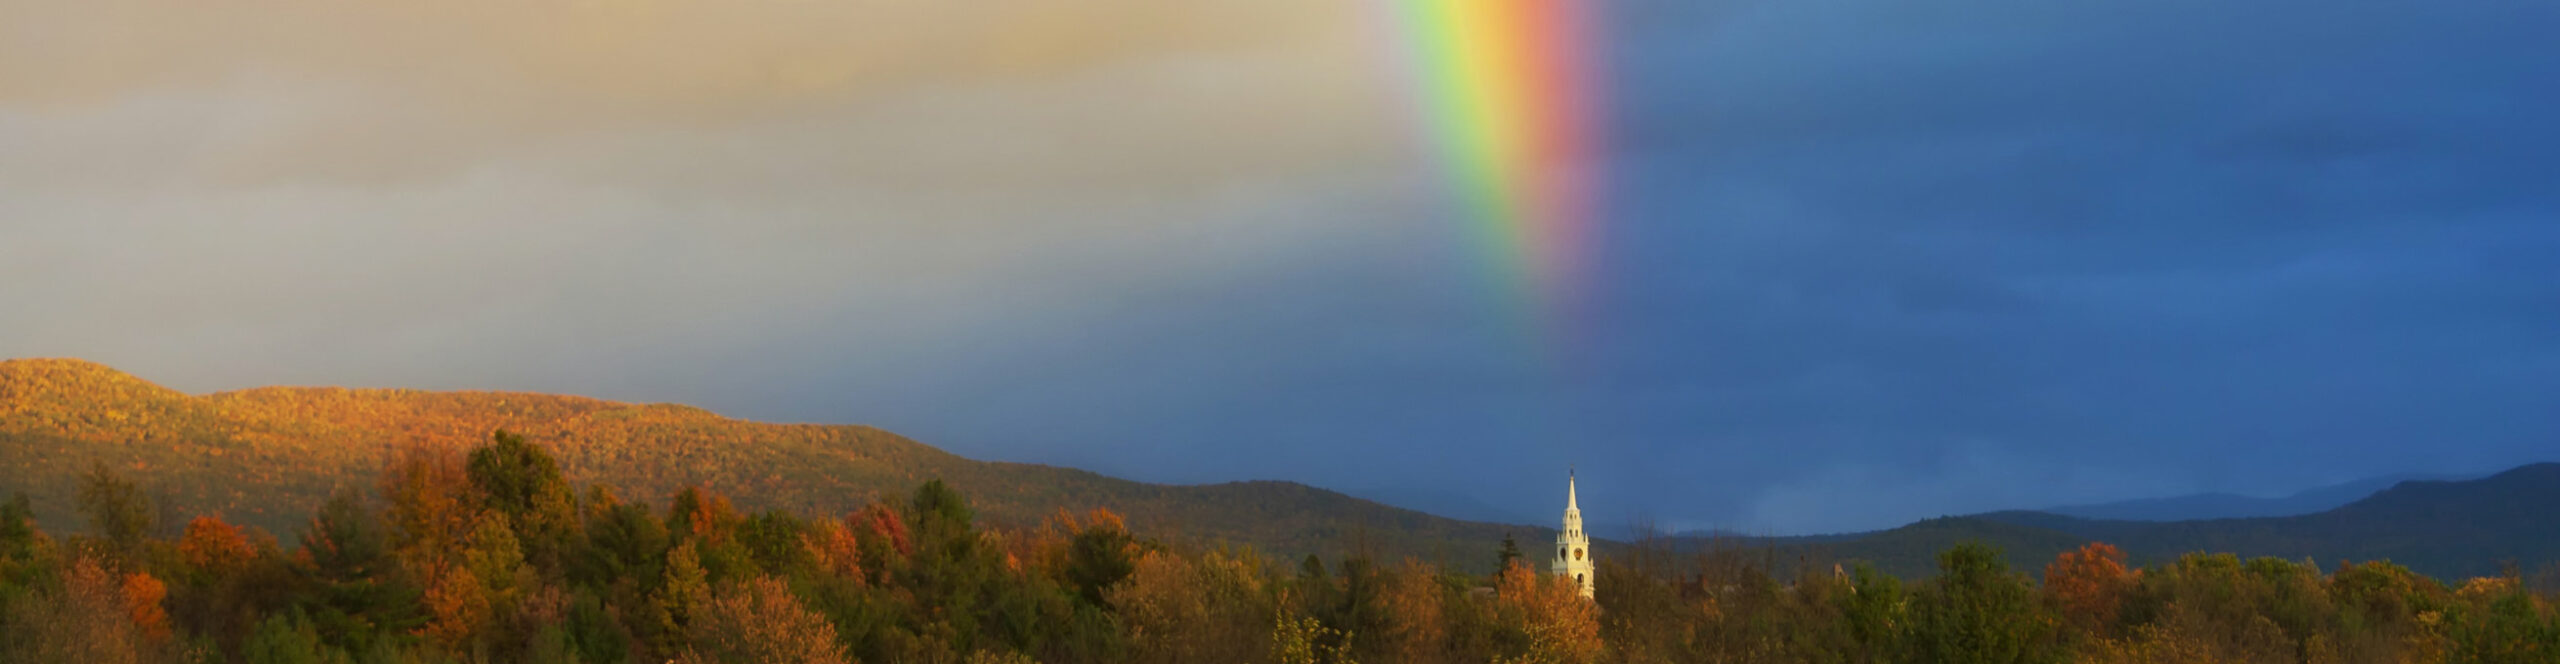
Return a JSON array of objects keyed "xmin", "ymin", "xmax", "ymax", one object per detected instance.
[
  {"xmin": 0, "ymin": 358, "xmax": 1540, "ymax": 573},
  {"xmin": 2038, "ymin": 471, "xmax": 2477, "ymax": 522},
  {"xmin": 1951, "ymin": 462, "xmax": 2560, "ymax": 579},
  {"xmin": 7, "ymin": 359, "xmax": 2554, "ymax": 581}
]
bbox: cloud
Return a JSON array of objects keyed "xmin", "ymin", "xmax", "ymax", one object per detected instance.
[{"xmin": 0, "ymin": 0, "xmax": 1424, "ymax": 395}]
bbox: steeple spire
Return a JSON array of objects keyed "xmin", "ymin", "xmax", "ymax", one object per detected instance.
[{"xmin": 1566, "ymin": 468, "xmax": 1579, "ymax": 512}]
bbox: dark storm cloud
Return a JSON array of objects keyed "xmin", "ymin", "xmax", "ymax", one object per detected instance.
[{"xmin": 1567, "ymin": 0, "xmax": 2560, "ymax": 530}]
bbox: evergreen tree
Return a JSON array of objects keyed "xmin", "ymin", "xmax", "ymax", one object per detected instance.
[
  {"xmin": 294, "ymin": 488, "xmax": 426, "ymax": 656},
  {"xmin": 466, "ymin": 429, "xmax": 577, "ymax": 568},
  {"xmin": 1064, "ymin": 517, "xmax": 1136, "ymax": 607}
]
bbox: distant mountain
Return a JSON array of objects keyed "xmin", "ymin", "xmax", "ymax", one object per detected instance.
[
  {"xmin": 1635, "ymin": 465, "xmax": 2560, "ymax": 580},
  {"xmin": 0, "ymin": 358, "xmax": 1534, "ymax": 572},
  {"xmin": 1959, "ymin": 464, "xmax": 2560, "ymax": 580},
  {"xmin": 2040, "ymin": 472, "xmax": 2474, "ymax": 521},
  {"xmin": 1345, "ymin": 485, "xmax": 1532, "ymax": 527}
]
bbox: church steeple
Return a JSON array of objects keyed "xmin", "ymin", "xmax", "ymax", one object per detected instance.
[{"xmin": 1551, "ymin": 469, "xmax": 1595, "ymax": 599}]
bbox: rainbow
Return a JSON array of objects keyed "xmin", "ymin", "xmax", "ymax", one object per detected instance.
[{"xmin": 1394, "ymin": 0, "xmax": 1607, "ymax": 344}]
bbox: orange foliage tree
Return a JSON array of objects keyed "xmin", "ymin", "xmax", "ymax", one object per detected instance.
[
  {"xmin": 671, "ymin": 485, "xmax": 741, "ymax": 546},
  {"xmin": 379, "ymin": 442, "xmax": 480, "ymax": 573},
  {"xmin": 1378, "ymin": 557, "xmax": 1450, "ymax": 663},
  {"xmin": 121, "ymin": 571, "xmax": 170, "ymax": 641},
  {"xmin": 5, "ymin": 557, "xmax": 152, "ymax": 662},
  {"xmin": 423, "ymin": 563, "xmax": 491, "ymax": 650},
  {"xmin": 2044, "ymin": 542, "xmax": 2135, "ymax": 637},
  {"xmin": 1494, "ymin": 559, "xmax": 1604, "ymax": 664},
  {"xmin": 178, "ymin": 515, "xmax": 255, "ymax": 575},
  {"xmin": 859, "ymin": 502, "xmax": 912, "ymax": 558},
  {"xmin": 804, "ymin": 518, "xmax": 869, "ymax": 587}
]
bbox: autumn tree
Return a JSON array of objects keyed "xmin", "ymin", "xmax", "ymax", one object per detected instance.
[
  {"xmin": 379, "ymin": 442, "xmax": 479, "ymax": 574},
  {"xmin": 424, "ymin": 514, "xmax": 535, "ymax": 655},
  {"xmin": 857, "ymin": 501, "xmax": 914, "ymax": 571},
  {"xmin": 423, "ymin": 562, "xmax": 491, "ymax": 652},
  {"xmin": 2328, "ymin": 559, "xmax": 2452, "ymax": 662},
  {"xmin": 0, "ymin": 557, "xmax": 151, "ymax": 663},
  {"xmin": 806, "ymin": 517, "xmax": 869, "ymax": 586},
  {"xmin": 2446, "ymin": 576, "xmax": 2560, "ymax": 664},
  {"xmin": 178, "ymin": 515, "xmax": 257, "ymax": 577},
  {"xmin": 669, "ymin": 485, "xmax": 753, "ymax": 583},
  {"xmin": 681, "ymin": 577, "xmax": 852, "ymax": 664},
  {"xmin": 1593, "ymin": 556, "xmax": 1701, "ymax": 664},
  {"xmin": 2045, "ymin": 542, "xmax": 2136, "ymax": 638},
  {"xmin": 1112, "ymin": 548, "xmax": 1274, "ymax": 664},
  {"xmin": 1377, "ymin": 557, "xmax": 1451, "ymax": 663},
  {"xmin": 1492, "ymin": 559, "xmax": 1603, "ymax": 664},
  {"xmin": 122, "ymin": 571, "xmax": 172, "ymax": 641}
]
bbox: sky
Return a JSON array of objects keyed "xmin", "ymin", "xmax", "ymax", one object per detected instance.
[{"xmin": 4, "ymin": 0, "xmax": 2556, "ymax": 535}]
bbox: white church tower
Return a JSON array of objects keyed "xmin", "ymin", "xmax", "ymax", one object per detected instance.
[{"xmin": 1551, "ymin": 470, "xmax": 1595, "ymax": 599}]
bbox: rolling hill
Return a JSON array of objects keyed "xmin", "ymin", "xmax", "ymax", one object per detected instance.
[{"xmin": 0, "ymin": 358, "xmax": 1537, "ymax": 572}]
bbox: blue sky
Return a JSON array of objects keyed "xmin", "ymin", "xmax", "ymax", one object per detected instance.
[{"xmin": 4, "ymin": 0, "xmax": 2554, "ymax": 533}]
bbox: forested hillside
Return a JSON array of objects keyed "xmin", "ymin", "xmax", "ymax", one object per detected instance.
[
  {"xmin": 3, "ymin": 432, "xmax": 2556, "ymax": 663},
  {"xmin": 11, "ymin": 357, "xmax": 2559, "ymax": 587},
  {"xmin": 0, "ymin": 358, "xmax": 1530, "ymax": 573}
]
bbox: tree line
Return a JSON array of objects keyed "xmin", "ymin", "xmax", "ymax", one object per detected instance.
[{"xmin": 1, "ymin": 430, "xmax": 2554, "ymax": 663}]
